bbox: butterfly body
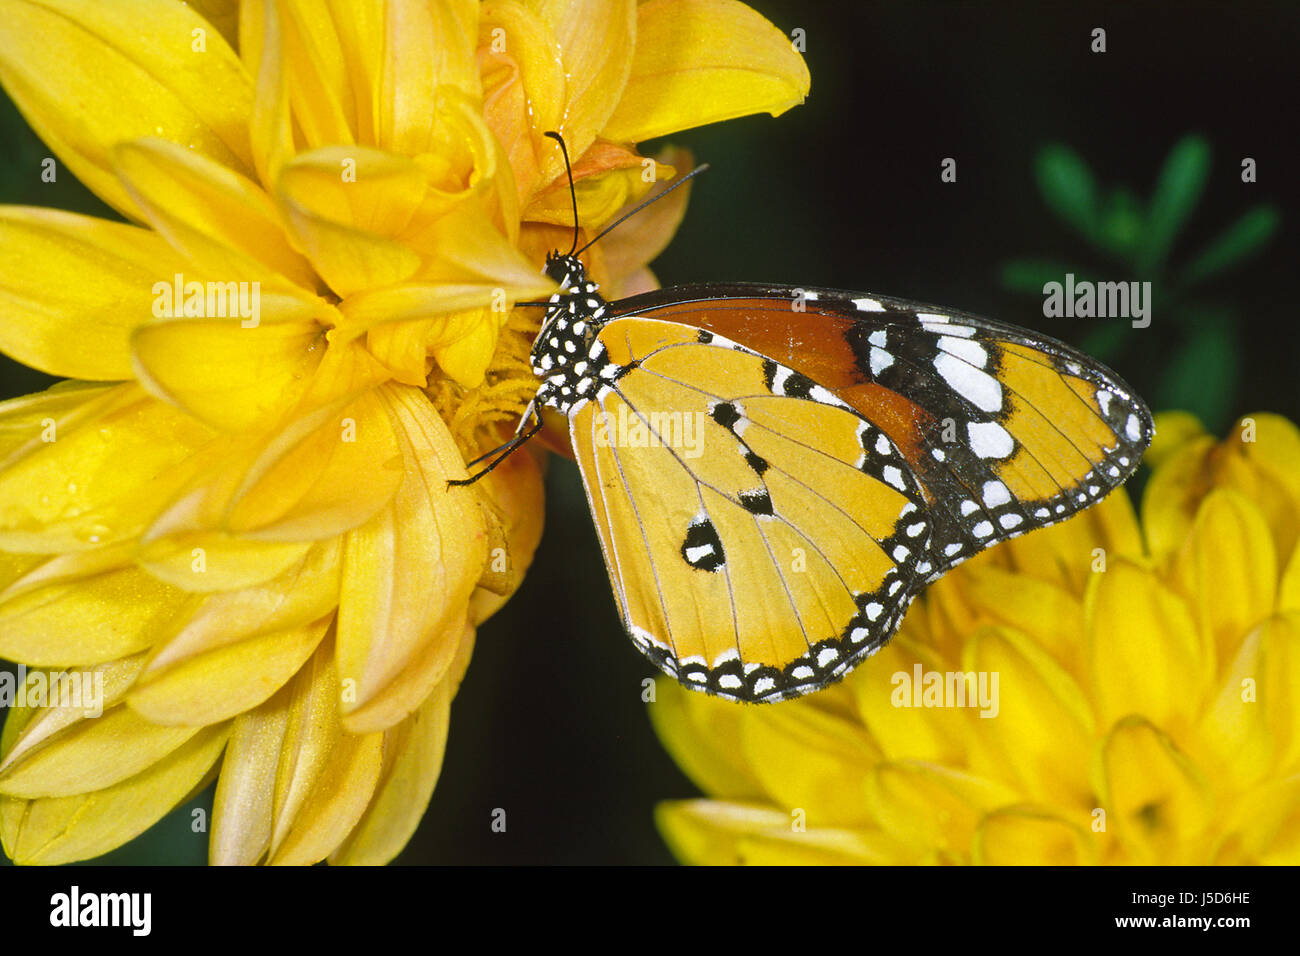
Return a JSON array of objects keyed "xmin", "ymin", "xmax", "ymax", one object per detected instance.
[{"xmin": 524, "ymin": 254, "xmax": 1152, "ymax": 703}]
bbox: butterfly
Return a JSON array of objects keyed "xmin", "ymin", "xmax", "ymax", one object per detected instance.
[{"xmin": 455, "ymin": 134, "xmax": 1153, "ymax": 704}]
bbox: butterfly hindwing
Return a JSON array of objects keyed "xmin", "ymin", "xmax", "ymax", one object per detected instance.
[{"xmin": 567, "ymin": 317, "xmax": 931, "ymax": 702}]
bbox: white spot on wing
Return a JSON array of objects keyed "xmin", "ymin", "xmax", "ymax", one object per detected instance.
[
  {"xmin": 939, "ymin": 336, "xmax": 989, "ymax": 368},
  {"xmin": 982, "ymin": 480, "xmax": 1011, "ymax": 507},
  {"xmin": 685, "ymin": 544, "xmax": 714, "ymax": 563},
  {"xmin": 935, "ymin": 353, "xmax": 1002, "ymax": 412},
  {"xmin": 853, "ymin": 297, "xmax": 885, "ymax": 311},
  {"xmin": 809, "ymin": 384, "xmax": 846, "ymax": 407},
  {"xmin": 870, "ymin": 347, "xmax": 894, "ymax": 375},
  {"xmin": 1125, "ymin": 413, "xmax": 1142, "ymax": 441},
  {"xmin": 967, "ymin": 421, "xmax": 1015, "ymax": 459}
]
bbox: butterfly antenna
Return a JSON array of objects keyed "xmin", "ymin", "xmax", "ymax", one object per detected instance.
[
  {"xmin": 574, "ymin": 163, "xmax": 709, "ymax": 256},
  {"xmin": 544, "ymin": 131, "xmax": 580, "ymax": 256}
]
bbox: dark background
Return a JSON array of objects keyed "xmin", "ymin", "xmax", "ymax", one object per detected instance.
[{"xmin": 1, "ymin": 1, "xmax": 1296, "ymax": 864}]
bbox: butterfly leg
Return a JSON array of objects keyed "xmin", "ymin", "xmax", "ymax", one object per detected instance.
[{"xmin": 447, "ymin": 402, "xmax": 544, "ymax": 487}]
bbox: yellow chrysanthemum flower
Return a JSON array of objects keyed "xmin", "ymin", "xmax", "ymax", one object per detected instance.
[
  {"xmin": 651, "ymin": 412, "xmax": 1300, "ymax": 865},
  {"xmin": 0, "ymin": 0, "xmax": 809, "ymax": 864}
]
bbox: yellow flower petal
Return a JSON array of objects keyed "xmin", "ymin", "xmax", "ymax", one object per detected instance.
[
  {"xmin": 335, "ymin": 386, "xmax": 486, "ymax": 730},
  {"xmin": 268, "ymin": 0, "xmax": 355, "ymax": 149},
  {"xmin": 341, "ymin": 615, "xmax": 473, "ymax": 735},
  {"xmin": 1196, "ymin": 620, "xmax": 1270, "ymax": 784},
  {"xmin": 597, "ymin": 146, "xmax": 694, "ymax": 294},
  {"xmin": 340, "ymin": 272, "xmax": 555, "ymax": 339},
  {"xmin": 958, "ymin": 563, "xmax": 1085, "ymax": 668},
  {"xmin": 0, "ymin": 0, "xmax": 254, "ymax": 219},
  {"xmin": 131, "ymin": 315, "xmax": 328, "ymax": 433},
  {"xmin": 0, "ymin": 208, "xmax": 190, "ymax": 380},
  {"xmin": 1228, "ymin": 413, "xmax": 1300, "ymax": 561},
  {"xmin": 146, "ymin": 541, "xmax": 342, "ymax": 678},
  {"xmin": 864, "ymin": 761, "xmax": 1019, "ymax": 855},
  {"xmin": 1199, "ymin": 613, "xmax": 1300, "ymax": 783},
  {"xmin": 0, "ymin": 384, "xmax": 217, "ymax": 553},
  {"xmin": 648, "ymin": 681, "xmax": 768, "ymax": 801},
  {"xmin": 1281, "ymin": 539, "xmax": 1300, "ymax": 612},
  {"xmin": 137, "ymin": 530, "xmax": 312, "ymax": 594},
  {"xmin": 1222, "ymin": 774, "xmax": 1300, "ymax": 865},
  {"xmin": 0, "ymin": 703, "xmax": 199, "ymax": 799},
  {"xmin": 113, "ymin": 137, "xmax": 319, "ymax": 290},
  {"xmin": 128, "ymin": 616, "xmax": 332, "ymax": 727},
  {"xmin": 1236, "ymin": 413, "xmax": 1300, "ymax": 507},
  {"xmin": 267, "ymin": 719, "xmax": 383, "ymax": 865},
  {"xmin": 210, "ymin": 683, "xmax": 291, "ymax": 865},
  {"xmin": 0, "ymin": 547, "xmax": 197, "ymax": 665},
  {"xmin": 656, "ymin": 799, "xmax": 901, "ymax": 865},
  {"xmin": 537, "ymin": 0, "xmax": 636, "ymax": 165},
  {"xmin": 1093, "ymin": 716, "xmax": 1214, "ymax": 865},
  {"xmin": 603, "ymin": 0, "xmax": 809, "ymax": 144},
  {"xmin": 0, "ymin": 655, "xmax": 144, "ymax": 774},
  {"xmin": 1141, "ymin": 434, "xmax": 1216, "ymax": 559},
  {"xmin": 1086, "ymin": 558, "xmax": 1209, "ymax": 733},
  {"xmin": 524, "ymin": 141, "xmax": 662, "ymax": 228},
  {"xmin": 374, "ymin": 0, "xmax": 481, "ymax": 155},
  {"xmin": 469, "ymin": 446, "xmax": 546, "ymax": 623},
  {"xmin": 275, "ymin": 146, "xmax": 429, "ymax": 295},
  {"xmin": 852, "ymin": 639, "xmax": 975, "ymax": 767},
  {"xmin": 478, "ymin": 0, "xmax": 566, "ymax": 203},
  {"xmin": 190, "ymin": 0, "xmax": 239, "ymax": 47},
  {"xmin": 972, "ymin": 806, "xmax": 1099, "ymax": 865},
  {"xmin": 1171, "ymin": 489, "xmax": 1276, "ymax": 667},
  {"xmin": 1145, "ymin": 410, "xmax": 1206, "ymax": 471},
  {"xmin": 266, "ymin": 642, "xmax": 383, "ymax": 864},
  {"xmin": 242, "ymin": 0, "xmax": 296, "ymax": 188},
  {"xmin": 431, "ymin": 311, "xmax": 501, "ymax": 388},
  {"xmin": 739, "ymin": 698, "xmax": 882, "ymax": 827},
  {"xmin": 220, "ymin": 389, "xmax": 405, "ymax": 541},
  {"xmin": 962, "ymin": 625, "xmax": 1095, "ymax": 807},
  {"xmin": 0, "ymin": 724, "xmax": 228, "ymax": 865},
  {"xmin": 329, "ymin": 679, "xmax": 453, "ymax": 865}
]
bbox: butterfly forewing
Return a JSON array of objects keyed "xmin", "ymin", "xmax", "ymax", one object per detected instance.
[{"xmin": 608, "ymin": 285, "xmax": 1153, "ymax": 580}]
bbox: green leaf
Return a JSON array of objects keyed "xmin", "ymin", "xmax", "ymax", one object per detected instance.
[
  {"xmin": 1137, "ymin": 134, "xmax": 1211, "ymax": 274},
  {"xmin": 999, "ymin": 259, "xmax": 1093, "ymax": 294},
  {"xmin": 1154, "ymin": 317, "xmax": 1239, "ymax": 433},
  {"xmin": 1178, "ymin": 205, "xmax": 1281, "ymax": 287},
  {"xmin": 1034, "ymin": 144, "xmax": 1099, "ymax": 241},
  {"xmin": 1097, "ymin": 188, "xmax": 1144, "ymax": 259}
]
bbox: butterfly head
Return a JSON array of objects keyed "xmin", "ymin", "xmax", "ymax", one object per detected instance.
[{"xmin": 544, "ymin": 250, "xmax": 588, "ymax": 289}]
